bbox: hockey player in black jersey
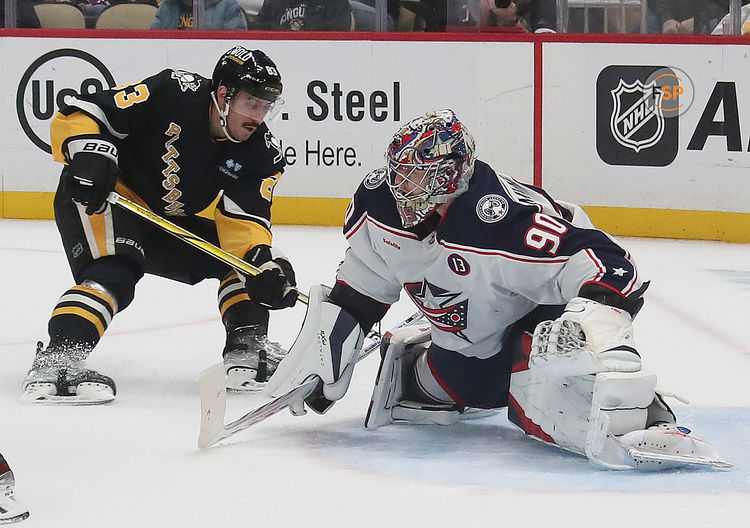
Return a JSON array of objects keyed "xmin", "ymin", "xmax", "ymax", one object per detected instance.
[
  {"xmin": 22, "ymin": 46, "xmax": 298, "ymax": 404},
  {"xmin": 264, "ymin": 109, "xmax": 729, "ymax": 470}
]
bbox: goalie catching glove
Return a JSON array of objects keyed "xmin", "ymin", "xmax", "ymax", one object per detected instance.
[
  {"xmin": 62, "ymin": 136, "xmax": 120, "ymax": 215},
  {"xmin": 242, "ymin": 245, "xmax": 298, "ymax": 310},
  {"xmin": 263, "ymin": 284, "xmax": 364, "ymax": 414},
  {"xmin": 530, "ymin": 296, "xmax": 641, "ymax": 376}
]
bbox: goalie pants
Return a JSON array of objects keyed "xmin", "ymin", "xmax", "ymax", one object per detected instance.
[
  {"xmin": 426, "ymin": 305, "xmax": 564, "ymax": 409},
  {"xmin": 49, "ymin": 186, "xmax": 268, "ymax": 346}
]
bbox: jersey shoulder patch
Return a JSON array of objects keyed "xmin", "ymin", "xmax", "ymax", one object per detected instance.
[
  {"xmin": 169, "ymin": 69, "xmax": 204, "ymax": 92},
  {"xmin": 474, "ymin": 193, "xmax": 510, "ymax": 224},
  {"xmin": 363, "ymin": 167, "xmax": 387, "ymax": 190},
  {"xmin": 345, "ymin": 168, "xmax": 400, "ymax": 231}
]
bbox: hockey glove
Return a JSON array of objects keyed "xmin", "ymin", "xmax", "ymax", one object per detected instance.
[
  {"xmin": 243, "ymin": 245, "xmax": 298, "ymax": 309},
  {"xmin": 62, "ymin": 137, "xmax": 120, "ymax": 215},
  {"xmin": 530, "ymin": 297, "xmax": 641, "ymax": 376}
]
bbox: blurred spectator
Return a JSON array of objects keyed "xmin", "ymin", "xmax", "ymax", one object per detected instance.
[
  {"xmin": 479, "ymin": 0, "xmax": 555, "ymax": 32},
  {"xmin": 481, "ymin": 0, "xmax": 524, "ymax": 28},
  {"xmin": 0, "ymin": 0, "xmax": 41, "ymax": 27},
  {"xmin": 349, "ymin": 0, "xmax": 398, "ymax": 30},
  {"xmin": 237, "ymin": 0, "xmax": 263, "ymax": 24},
  {"xmin": 76, "ymin": 0, "xmax": 111, "ymax": 28},
  {"xmin": 651, "ymin": 0, "xmax": 733, "ymax": 34},
  {"xmin": 528, "ymin": 0, "xmax": 555, "ymax": 31},
  {"xmin": 151, "ymin": 0, "xmax": 247, "ymax": 29},
  {"xmin": 712, "ymin": 1, "xmax": 750, "ymax": 34},
  {"xmin": 447, "ymin": 1, "xmax": 480, "ymax": 28},
  {"xmin": 109, "ymin": 0, "xmax": 158, "ymax": 5},
  {"xmin": 399, "ymin": 0, "xmax": 446, "ymax": 30},
  {"xmin": 251, "ymin": 0, "xmax": 352, "ymax": 30}
]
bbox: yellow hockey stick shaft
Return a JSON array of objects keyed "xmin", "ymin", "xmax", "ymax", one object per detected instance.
[{"xmin": 108, "ymin": 192, "xmax": 309, "ymax": 305}]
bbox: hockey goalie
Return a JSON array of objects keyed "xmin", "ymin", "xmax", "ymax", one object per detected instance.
[{"xmin": 265, "ymin": 109, "xmax": 730, "ymax": 471}]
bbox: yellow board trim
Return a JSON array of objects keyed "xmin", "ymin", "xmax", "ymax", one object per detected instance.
[
  {"xmin": 2, "ymin": 192, "xmax": 748, "ymax": 243},
  {"xmin": 582, "ymin": 206, "xmax": 750, "ymax": 244},
  {"xmin": 2, "ymin": 192, "xmax": 56, "ymax": 219}
]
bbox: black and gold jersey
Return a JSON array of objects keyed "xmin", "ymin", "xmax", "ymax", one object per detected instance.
[{"xmin": 50, "ymin": 68, "xmax": 286, "ymax": 259}]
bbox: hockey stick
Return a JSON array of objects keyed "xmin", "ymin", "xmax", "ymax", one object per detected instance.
[
  {"xmin": 197, "ymin": 311, "xmax": 425, "ymax": 448},
  {"xmin": 107, "ymin": 192, "xmax": 309, "ymax": 304}
]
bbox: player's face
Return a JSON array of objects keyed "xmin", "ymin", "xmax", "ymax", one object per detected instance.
[
  {"xmin": 225, "ymin": 92, "xmax": 273, "ymax": 141},
  {"xmin": 390, "ymin": 165, "xmax": 431, "ymax": 199}
]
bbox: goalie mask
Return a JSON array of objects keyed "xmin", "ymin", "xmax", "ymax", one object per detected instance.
[
  {"xmin": 211, "ymin": 46, "xmax": 284, "ymax": 142},
  {"xmin": 386, "ymin": 109, "xmax": 476, "ymax": 228}
]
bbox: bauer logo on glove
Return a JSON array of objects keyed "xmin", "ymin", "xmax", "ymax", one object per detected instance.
[{"xmin": 62, "ymin": 136, "xmax": 121, "ymax": 215}]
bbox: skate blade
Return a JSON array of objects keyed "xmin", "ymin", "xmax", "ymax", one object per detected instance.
[
  {"xmin": 460, "ymin": 407, "xmax": 499, "ymax": 420},
  {"xmin": 628, "ymin": 447, "xmax": 733, "ymax": 470},
  {"xmin": 0, "ymin": 511, "xmax": 30, "ymax": 524},
  {"xmin": 20, "ymin": 386, "xmax": 115, "ymax": 406},
  {"xmin": 225, "ymin": 367, "xmax": 267, "ymax": 392}
]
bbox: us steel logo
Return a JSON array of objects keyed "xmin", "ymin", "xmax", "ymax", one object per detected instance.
[{"xmin": 16, "ymin": 49, "xmax": 116, "ymax": 153}]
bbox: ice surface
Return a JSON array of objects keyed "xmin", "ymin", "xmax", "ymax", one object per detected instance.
[{"xmin": 1, "ymin": 219, "xmax": 748, "ymax": 527}]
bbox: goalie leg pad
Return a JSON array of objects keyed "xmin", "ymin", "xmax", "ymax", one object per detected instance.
[
  {"xmin": 509, "ymin": 363, "xmax": 656, "ymax": 458},
  {"xmin": 365, "ymin": 326, "xmax": 496, "ymax": 428},
  {"xmin": 364, "ymin": 323, "xmax": 448, "ymax": 428},
  {"xmin": 263, "ymin": 284, "xmax": 364, "ymax": 407}
]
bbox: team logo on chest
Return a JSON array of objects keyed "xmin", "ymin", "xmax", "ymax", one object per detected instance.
[
  {"xmin": 476, "ymin": 194, "xmax": 509, "ymax": 223},
  {"xmin": 404, "ymin": 279, "xmax": 470, "ymax": 343}
]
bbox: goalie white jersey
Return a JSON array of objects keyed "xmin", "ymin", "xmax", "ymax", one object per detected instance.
[{"xmin": 337, "ymin": 161, "xmax": 644, "ymax": 359}]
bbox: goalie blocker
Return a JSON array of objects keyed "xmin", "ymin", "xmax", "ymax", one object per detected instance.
[{"xmin": 266, "ymin": 284, "xmax": 730, "ymax": 471}]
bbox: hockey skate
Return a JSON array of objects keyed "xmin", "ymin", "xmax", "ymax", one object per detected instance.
[
  {"xmin": 614, "ymin": 422, "xmax": 732, "ymax": 471},
  {"xmin": 0, "ymin": 467, "xmax": 29, "ymax": 524},
  {"xmin": 21, "ymin": 342, "xmax": 116, "ymax": 405},
  {"xmin": 223, "ymin": 326, "xmax": 286, "ymax": 392}
]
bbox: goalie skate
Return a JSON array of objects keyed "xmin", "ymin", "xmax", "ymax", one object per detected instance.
[
  {"xmin": 617, "ymin": 423, "xmax": 732, "ymax": 471},
  {"xmin": 21, "ymin": 343, "xmax": 115, "ymax": 405}
]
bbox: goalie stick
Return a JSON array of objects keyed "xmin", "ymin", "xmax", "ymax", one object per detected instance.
[
  {"xmin": 107, "ymin": 192, "xmax": 309, "ymax": 304},
  {"xmin": 197, "ymin": 312, "xmax": 425, "ymax": 448}
]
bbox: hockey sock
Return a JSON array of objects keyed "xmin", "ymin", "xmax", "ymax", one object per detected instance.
[
  {"xmin": 219, "ymin": 272, "xmax": 269, "ymax": 332},
  {"xmin": 48, "ymin": 284, "xmax": 116, "ymax": 347}
]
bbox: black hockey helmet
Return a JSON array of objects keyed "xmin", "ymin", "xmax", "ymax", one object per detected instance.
[{"xmin": 212, "ymin": 46, "xmax": 283, "ymax": 102}]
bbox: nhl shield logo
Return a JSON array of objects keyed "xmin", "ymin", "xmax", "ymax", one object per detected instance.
[{"xmin": 610, "ymin": 79, "xmax": 664, "ymax": 153}]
